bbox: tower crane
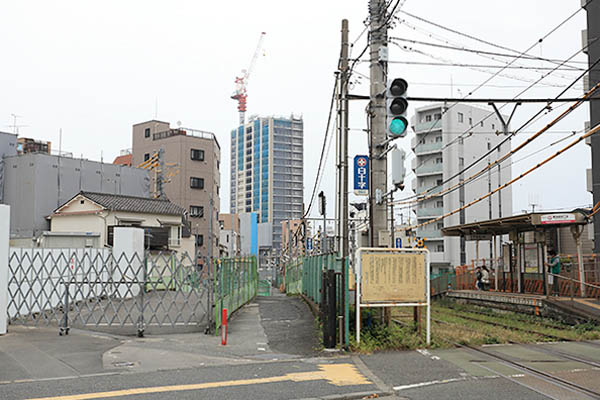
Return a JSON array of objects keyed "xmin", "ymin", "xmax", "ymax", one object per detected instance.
[{"xmin": 231, "ymin": 32, "xmax": 266, "ymax": 125}]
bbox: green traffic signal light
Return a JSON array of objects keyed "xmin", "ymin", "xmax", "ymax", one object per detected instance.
[{"xmin": 389, "ymin": 117, "xmax": 408, "ymax": 136}]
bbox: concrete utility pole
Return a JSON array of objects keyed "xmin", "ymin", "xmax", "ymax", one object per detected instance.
[
  {"xmin": 337, "ymin": 19, "xmax": 350, "ymax": 260},
  {"xmin": 584, "ymin": 0, "xmax": 600, "ymax": 252},
  {"xmin": 368, "ymin": 0, "xmax": 389, "ymax": 247}
]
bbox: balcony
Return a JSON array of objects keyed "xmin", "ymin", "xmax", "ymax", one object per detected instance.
[
  {"xmin": 414, "ymin": 120, "xmax": 441, "ymax": 133},
  {"xmin": 415, "ymin": 163, "xmax": 443, "ymax": 176},
  {"xmin": 416, "ymin": 207, "xmax": 443, "ymax": 218},
  {"xmin": 415, "ymin": 184, "xmax": 442, "ymax": 196},
  {"xmin": 414, "ymin": 141, "xmax": 442, "ymax": 155},
  {"xmin": 416, "ymin": 228, "xmax": 442, "ymax": 239}
]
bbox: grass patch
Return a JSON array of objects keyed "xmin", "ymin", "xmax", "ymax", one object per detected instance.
[{"xmin": 347, "ymin": 299, "xmax": 600, "ymax": 353}]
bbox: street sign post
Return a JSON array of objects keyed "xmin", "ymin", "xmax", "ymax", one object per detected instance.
[{"xmin": 353, "ymin": 155, "xmax": 369, "ymax": 196}]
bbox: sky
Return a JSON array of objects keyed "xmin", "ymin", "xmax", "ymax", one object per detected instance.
[{"xmin": 0, "ymin": 0, "xmax": 593, "ymax": 221}]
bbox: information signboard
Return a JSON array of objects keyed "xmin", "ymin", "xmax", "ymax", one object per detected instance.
[{"xmin": 355, "ymin": 248, "xmax": 430, "ymax": 345}]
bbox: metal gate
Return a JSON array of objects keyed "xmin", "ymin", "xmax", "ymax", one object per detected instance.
[{"xmin": 7, "ymin": 248, "xmax": 211, "ymax": 336}]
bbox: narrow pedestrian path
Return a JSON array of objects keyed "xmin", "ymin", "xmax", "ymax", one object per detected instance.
[{"xmin": 255, "ymin": 290, "xmax": 321, "ymax": 356}]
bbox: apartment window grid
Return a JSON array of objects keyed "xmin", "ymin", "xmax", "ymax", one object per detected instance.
[
  {"xmin": 190, "ymin": 205, "xmax": 204, "ymax": 218},
  {"xmin": 190, "ymin": 177, "xmax": 204, "ymax": 189},
  {"xmin": 190, "ymin": 148, "xmax": 205, "ymax": 161},
  {"xmin": 237, "ymin": 126, "xmax": 244, "ymax": 171},
  {"xmin": 253, "ymin": 120, "xmax": 261, "ymax": 211}
]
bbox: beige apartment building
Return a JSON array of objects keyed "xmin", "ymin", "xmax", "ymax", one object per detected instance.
[
  {"xmin": 218, "ymin": 213, "xmax": 240, "ymax": 257},
  {"xmin": 131, "ymin": 120, "xmax": 221, "ymax": 260}
]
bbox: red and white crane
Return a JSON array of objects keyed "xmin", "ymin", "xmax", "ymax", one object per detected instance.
[{"xmin": 231, "ymin": 32, "xmax": 266, "ymax": 125}]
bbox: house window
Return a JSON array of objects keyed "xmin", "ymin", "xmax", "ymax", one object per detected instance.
[
  {"xmin": 191, "ymin": 149, "xmax": 205, "ymax": 161},
  {"xmin": 458, "ymin": 113, "xmax": 464, "ymax": 123},
  {"xmin": 144, "ymin": 128, "xmax": 150, "ymax": 138},
  {"xmin": 435, "ymin": 136, "xmax": 442, "ymax": 142},
  {"xmin": 144, "ymin": 153, "xmax": 150, "ymax": 161},
  {"xmin": 190, "ymin": 205, "xmax": 204, "ymax": 218},
  {"xmin": 437, "ymin": 222, "xmax": 444, "ymax": 229},
  {"xmin": 436, "ymin": 179, "xmax": 443, "ymax": 186},
  {"xmin": 190, "ymin": 177, "xmax": 204, "ymax": 189},
  {"xmin": 436, "ymin": 244, "xmax": 444, "ymax": 252},
  {"xmin": 196, "ymin": 234, "xmax": 204, "ymax": 247},
  {"xmin": 425, "ymin": 115, "xmax": 432, "ymax": 122},
  {"xmin": 436, "ymin": 200, "xmax": 443, "ymax": 208},
  {"xmin": 434, "ymin": 113, "xmax": 442, "ymax": 120},
  {"xmin": 435, "ymin": 157, "xmax": 443, "ymax": 164},
  {"xmin": 459, "ymin": 157, "xmax": 464, "ymax": 167}
]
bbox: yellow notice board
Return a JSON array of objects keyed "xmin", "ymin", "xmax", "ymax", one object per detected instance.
[{"xmin": 360, "ymin": 251, "xmax": 426, "ymax": 303}]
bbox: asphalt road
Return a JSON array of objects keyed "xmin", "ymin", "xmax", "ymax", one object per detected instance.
[{"xmin": 3, "ymin": 293, "xmax": 600, "ymax": 400}]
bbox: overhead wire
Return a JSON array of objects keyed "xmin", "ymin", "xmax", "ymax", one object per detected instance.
[{"xmin": 408, "ymin": 122, "xmax": 600, "ymax": 230}]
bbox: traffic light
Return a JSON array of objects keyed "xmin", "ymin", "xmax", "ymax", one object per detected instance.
[{"xmin": 386, "ymin": 78, "xmax": 409, "ymax": 137}]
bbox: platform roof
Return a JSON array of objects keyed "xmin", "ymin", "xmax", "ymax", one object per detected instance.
[{"xmin": 442, "ymin": 209, "xmax": 589, "ymax": 237}]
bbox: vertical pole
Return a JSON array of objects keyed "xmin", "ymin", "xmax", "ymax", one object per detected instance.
[
  {"xmin": 488, "ymin": 154, "xmax": 493, "ymax": 262},
  {"xmin": 493, "ymin": 235, "xmax": 498, "ymax": 291},
  {"xmin": 576, "ymin": 228, "xmax": 586, "ymax": 297},
  {"xmin": 339, "ymin": 19, "xmax": 350, "ymax": 347},
  {"xmin": 0, "ymin": 205, "xmax": 9, "ymax": 335},
  {"xmin": 390, "ymin": 193, "xmax": 395, "ymax": 247},
  {"xmin": 327, "ymin": 269, "xmax": 337, "ymax": 348},
  {"xmin": 208, "ymin": 198, "xmax": 213, "ymax": 275},
  {"xmin": 368, "ymin": 0, "xmax": 388, "ymax": 247}
]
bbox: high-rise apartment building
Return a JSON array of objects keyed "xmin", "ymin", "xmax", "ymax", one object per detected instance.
[
  {"xmin": 230, "ymin": 116, "xmax": 303, "ymax": 250},
  {"xmin": 411, "ymin": 104, "xmax": 513, "ymax": 272},
  {"xmin": 132, "ymin": 120, "xmax": 221, "ymax": 259}
]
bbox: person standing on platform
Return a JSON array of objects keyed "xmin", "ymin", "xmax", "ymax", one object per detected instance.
[
  {"xmin": 481, "ymin": 265, "xmax": 490, "ymax": 291},
  {"xmin": 475, "ymin": 267, "xmax": 483, "ymax": 291},
  {"xmin": 546, "ymin": 249, "xmax": 561, "ymax": 296}
]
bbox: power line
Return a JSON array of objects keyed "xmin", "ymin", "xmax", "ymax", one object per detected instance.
[
  {"xmin": 389, "ymin": 37, "xmax": 586, "ymax": 70},
  {"xmin": 409, "ymin": 122, "xmax": 600, "ymax": 230},
  {"xmin": 304, "ymin": 78, "xmax": 338, "ymax": 218},
  {"xmin": 384, "ymin": 60, "xmax": 584, "ymax": 71}
]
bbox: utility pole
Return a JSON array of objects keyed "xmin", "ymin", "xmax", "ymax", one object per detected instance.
[
  {"xmin": 584, "ymin": 0, "xmax": 600, "ymax": 252},
  {"xmin": 368, "ymin": 0, "xmax": 388, "ymax": 247},
  {"xmin": 337, "ymin": 19, "xmax": 350, "ymax": 259},
  {"xmin": 334, "ymin": 19, "xmax": 350, "ymax": 347}
]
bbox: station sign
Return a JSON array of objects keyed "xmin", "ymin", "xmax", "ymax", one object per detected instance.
[
  {"xmin": 465, "ymin": 234, "xmax": 493, "ymax": 241},
  {"xmin": 539, "ymin": 213, "xmax": 577, "ymax": 225},
  {"xmin": 353, "ymin": 155, "xmax": 369, "ymax": 196}
]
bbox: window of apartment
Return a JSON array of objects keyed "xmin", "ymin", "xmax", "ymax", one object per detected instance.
[
  {"xmin": 144, "ymin": 128, "xmax": 150, "ymax": 138},
  {"xmin": 435, "ymin": 136, "xmax": 442, "ymax": 142},
  {"xmin": 196, "ymin": 234, "xmax": 204, "ymax": 247},
  {"xmin": 435, "ymin": 157, "xmax": 443, "ymax": 164},
  {"xmin": 434, "ymin": 113, "xmax": 442, "ymax": 120},
  {"xmin": 468, "ymin": 117, "xmax": 472, "ymax": 125},
  {"xmin": 487, "ymin": 142, "xmax": 491, "ymax": 150},
  {"xmin": 436, "ymin": 179, "xmax": 443, "ymax": 186},
  {"xmin": 436, "ymin": 200, "xmax": 443, "ymax": 208},
  {"xmin": 190, "ymin": 177, "xmax": 204, "ymax": 189},
  {"xmin": 190, "ymin": 148, "xmax": 205, "ymax": 161},
  {"xmin": 437, "ymin": 222, "xmax": 444, "ymax": 230},
  {"xmin": 459, "ymin": 157, "xmax": 464, "ymax": 167},
  {"xmin": 436, "ymin": 244, "xmax": 444, "ymax": 252},
  {"xmin": 144, "ymin": 153, "xmax": 150, "ymax": 161},
  {"xmin": 492, "ymin": 123, "xmax": 495, "ymax": 131},
  {"xmin": 190, "ymin": 205, "xmax": 204, "ymax": 218},
  {"xmin": 457, "ymin": 112, "xmax": 464, "ymax": 123},
  {"xmin": 425, "ymin": 115, "xmax": 432, "ymax": 122}
]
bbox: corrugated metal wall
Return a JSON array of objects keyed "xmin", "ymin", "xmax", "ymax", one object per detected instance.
[{"xmin": 3, "ymin": 153, "xmax": 150, "ymax": 238}]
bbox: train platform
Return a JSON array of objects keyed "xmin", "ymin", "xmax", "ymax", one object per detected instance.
[{"xmin": 447, "ymin": 290, "xmax": 600, "ymax": 323}]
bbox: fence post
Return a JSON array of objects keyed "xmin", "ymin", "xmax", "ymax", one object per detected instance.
[{"xmin": 0, "ymin": 205, "xmax": 9, "ymax": 335}]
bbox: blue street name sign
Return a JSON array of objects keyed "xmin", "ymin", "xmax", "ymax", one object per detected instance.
[{"xmin": 353, "ymin": 155, "xmax": 369, "ymax": 196}]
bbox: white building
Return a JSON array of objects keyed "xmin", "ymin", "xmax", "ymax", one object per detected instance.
[
  {"xmin": 49, "ymin": 191, "xmax": 195, "ymax": 257},
  {"xmin": 411, "ymin": 103, "xmax": 513, "ymax": 272}
]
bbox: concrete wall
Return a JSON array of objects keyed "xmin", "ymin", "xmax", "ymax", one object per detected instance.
[
  {"xmin": 0, "ymin": 131, "xmax": 17, "ymax": 205},
  {"xmin": 2, "ymin": 153, "xmax": 150, "ymax": 238},
  {"xmin": 131, "ymin": 121, "xmax": 220, "ymax": 259}
]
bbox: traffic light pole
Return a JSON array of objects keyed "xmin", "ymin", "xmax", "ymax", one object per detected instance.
[{"xmin": 368, "ymin": 0, "xmax": 388, "ymax": 247}]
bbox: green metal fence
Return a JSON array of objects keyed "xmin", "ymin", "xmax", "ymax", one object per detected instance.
[
  {"xmin": 214, "ymin": 256, "xmax": 258, "ymax": 333},
  {"xmin": 430, "ymin": 271, "xmax": 456, "ymax": 296},
  {"xmin": 258, "ymin": 279, "xmax": 271, "ymax": 296},
  {"xmin": 284, "ymin": 253, "xmax": 349, "ymax": 347},
  {"xmin": 285, "ymin": 258, "xmax": 303, "ymax": 294}
]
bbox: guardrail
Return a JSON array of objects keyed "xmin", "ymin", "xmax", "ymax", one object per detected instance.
[{"xmin": 214, "ymin": 257, "xmax": 257, "ymax": 333}]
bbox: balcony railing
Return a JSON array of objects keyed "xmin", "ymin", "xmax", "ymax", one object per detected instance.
[
  {"xmin": 414, "ymin": 120, "xmax": 442, "ymax": 133},
  {"xmin": 414, "ymin": 141, "xmax": 442, "ymax": 154},
  {"xmin": 416, "ymin": 207, "xmax": 443, "ymax": 217},
  {"xmin": 416, "ymin": 163, "xmax": 443, "ymax": 176},
  {"xmin": 416, "ymin": 229, "xmax": 443, "ymax": 239}
]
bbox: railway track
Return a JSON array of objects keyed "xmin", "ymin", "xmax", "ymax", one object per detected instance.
[
  {"xmin": 393, "ymin": 317, "xmax": 600, "ymax": 398},
  {"xmin": 434, "ymin": 308, "xmax": 574, "ymax": 342}
]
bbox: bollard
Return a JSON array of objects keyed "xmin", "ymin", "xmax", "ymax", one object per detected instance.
[{"xmin": 221, "ymin": 308, "xmax": 228, "ymax": 345}]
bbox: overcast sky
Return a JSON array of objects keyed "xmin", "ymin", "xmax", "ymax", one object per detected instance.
[{"xmin": 0, "ymin": 0, "xmax": 592, "ymax": 220}]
